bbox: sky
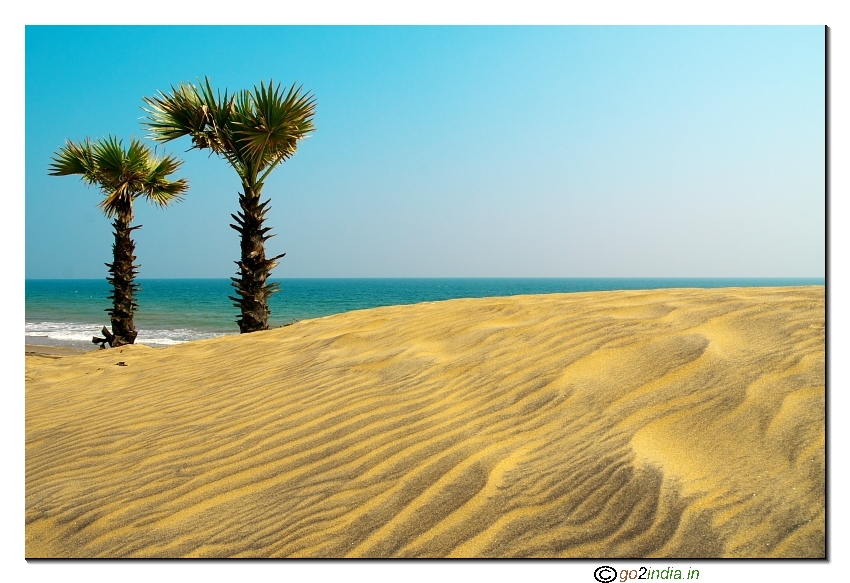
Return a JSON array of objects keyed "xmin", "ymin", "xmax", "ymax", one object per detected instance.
[{"xmin": 26, "ymin": 25, "xmax": 825, "ymax": 279}]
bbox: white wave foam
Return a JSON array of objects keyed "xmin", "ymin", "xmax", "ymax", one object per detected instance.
[
  {"xmin": 25, "ymin": 322, "xmax": 231, "ymax": 346},
  {"xmin": 136, "ymin": 329, "xmax": 230, "ymax": 346},
  {"xmin": 25, "ymin": 322, "xmax": 101, "ymax": 343}
]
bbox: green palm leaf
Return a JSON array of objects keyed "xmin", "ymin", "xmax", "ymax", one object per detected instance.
[
  {"xmin": 143, "ymin": 83, "xmax": 207, "ymax": 143},
  {"xmin": 50, "ymin": 135, "xmax": 188, "ymax": 218},
  {"xmin": 144, "ymin": 152, "xmax": 189, "ymax": 207},
  {"xmin": 144, "ymin": 77, "xmax": 316, "ymax": 185},
  {"xmin": 49, "ymin": 139, "xmax": 98, "ymax": 185},
  {"xmin": 235, "ymin": 80, "xmax": 317, "ymax": 168}
]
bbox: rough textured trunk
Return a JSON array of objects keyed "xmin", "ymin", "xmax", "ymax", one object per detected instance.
[
  {"xmin": 104, "ymin": 209, "xmax": 140, "ymax": 347},
  {"xmin": 228, "ymin": 184, "xmax": 284, "ymax": 333}
]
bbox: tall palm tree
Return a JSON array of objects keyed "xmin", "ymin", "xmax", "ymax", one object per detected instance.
[
  {"xmin": 143, "ymin": 78, "xmax": 316, "ymax": 333},
  {"xmin": 49, "ymin": 136, "xmax": 188, "ymax": 347}
]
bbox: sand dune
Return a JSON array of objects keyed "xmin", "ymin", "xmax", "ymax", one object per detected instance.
[{"xmin": 25, "ymin": 286, "xmax": 825, "ymax": 558}]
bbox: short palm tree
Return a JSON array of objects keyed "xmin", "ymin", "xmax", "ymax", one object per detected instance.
[
  {"xmin": 49, "ymin": 136, "xmax": 188, "ymax": 347},
  {"xmin": 143, "ymin": 78, "xmax": 316, "ymax": 333}
]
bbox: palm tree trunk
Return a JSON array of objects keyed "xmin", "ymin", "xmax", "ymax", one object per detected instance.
[
  {"xmin": 105, "ymin": 206, "xmax": 140, "ymax": 346},
  {"xmin": 228, "ymin": 185, "xmax": 284, "ymax": 333}
]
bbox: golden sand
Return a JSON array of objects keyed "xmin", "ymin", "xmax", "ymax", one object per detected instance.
[
  {"xmin": 25, "ymin": 344, "xmax": 90, "ymax": 358},
  {"xmin": 25, "ymin": 286, "xmax": 825, "ymax": 558}
]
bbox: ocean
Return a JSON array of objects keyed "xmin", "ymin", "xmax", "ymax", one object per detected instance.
[{"xmin": 25, "ymin": 278, "xmax": 825, "ymax": 350}]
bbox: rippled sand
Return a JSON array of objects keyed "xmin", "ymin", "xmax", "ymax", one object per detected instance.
[{"xmin": 25, "ymin": 286, "xmax": 825, "ymax": 558}]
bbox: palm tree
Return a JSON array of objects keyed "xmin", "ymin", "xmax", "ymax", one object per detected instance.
[
  {"xmin": 142, "ymin": 78, "xmax": 316, "ymax": 333},
  {"xmin": 49, "ymin": 136, "xmax": 188, "ymax": 347}
]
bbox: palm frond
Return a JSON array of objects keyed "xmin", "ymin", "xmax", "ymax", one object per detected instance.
[
  {"xmin": 144, "ymin": 176, "xmax": 189, "ymax": 208},
  {"xmin": 91, "ymin": 136, "xmax": 132, "ymax": 187},
  {"xmin": 98, "ymin": 181, "xmax": 134, "ymax": 218},
  {"xmin": 144, "ymin": 77, "xmax": 251, "ymax": 175},
  {"xmin": 235, "ymin": 80, "xmax": 316, "ymax": 168},
  {"xmin": 49, "ymin": 139, "xmax": 98, "ymax": 184},
  {"xmin": 144, "ymin": 152, "xmax": 189, "ymax": 207},
  {"xmin": 51, "ymin": 135, "xmax": 188, "ymax": 217},
  {"xmin": 143, "ymin": 82, "xmax": 206, "ymax": 143},
  {"xmin": 146, "ymin": 151, "xmax": 183, "ymax": 181},
  {"xmin": 143, "ymin": 77, "xmax": 315, "ymax": 189}
]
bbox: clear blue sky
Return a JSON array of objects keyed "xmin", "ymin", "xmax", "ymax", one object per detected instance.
[{"xmin": 25, "ymin": 25, "xmax": 825, "ymax": 279}]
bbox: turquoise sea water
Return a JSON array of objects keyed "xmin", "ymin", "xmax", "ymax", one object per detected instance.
[{"xmin": 25, "ymin": 278, "xmax": 825, "ymax": 350}]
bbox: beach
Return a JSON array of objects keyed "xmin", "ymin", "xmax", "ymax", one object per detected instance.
[{"xmin": 25, "ymin": 286, "xmax": 825, "ymax": 558}]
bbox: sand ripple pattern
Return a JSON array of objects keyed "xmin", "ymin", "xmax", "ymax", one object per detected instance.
[{"xmin": 25, "ymin": 287, "xmax": 825, "ymax": 557}]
